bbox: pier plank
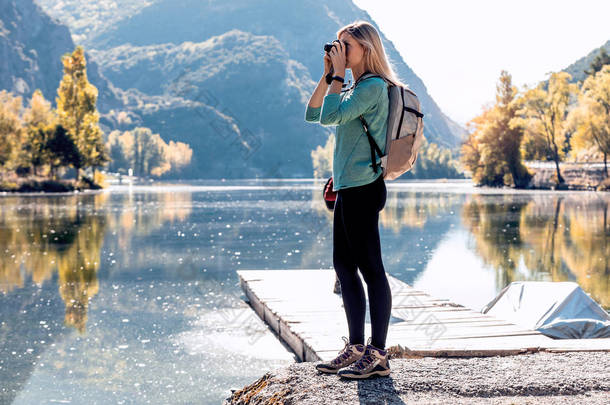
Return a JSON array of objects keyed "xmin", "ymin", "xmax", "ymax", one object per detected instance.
[{"xmin": 236, "ymin": 269, "xmax": 610, "ymax": 361}]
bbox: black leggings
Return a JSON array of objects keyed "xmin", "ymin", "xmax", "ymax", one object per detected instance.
[{"xmin": 333, "ymin": 174, "xmax": 391, "ymax": 350}]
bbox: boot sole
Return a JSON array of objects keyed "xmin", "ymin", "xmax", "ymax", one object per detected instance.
[
  {"xmin": 338, "ymin": 368, "xmax": 391, "ymax": 379},
  {"xmin": 315, "ymin": 366, "xmax": 340, "ymax": 374},
  {"xmin": 315, "ymin": 354, "xmax": 365, "ymax": 374}
]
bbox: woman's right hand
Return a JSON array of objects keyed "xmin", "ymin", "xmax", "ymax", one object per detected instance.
[{"xmin": 323, "ymin": 52, "xmax": 333, "ymax": 77}]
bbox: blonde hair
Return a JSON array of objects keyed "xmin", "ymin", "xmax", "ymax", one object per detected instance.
[{"xmin": 337, "ymin": 20, "xmax": 406, "ymax": 87}]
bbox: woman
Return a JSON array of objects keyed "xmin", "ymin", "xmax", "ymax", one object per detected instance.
[{"xmin": 304, "ymin": 20, "xmax": 405, "ymax": 379}]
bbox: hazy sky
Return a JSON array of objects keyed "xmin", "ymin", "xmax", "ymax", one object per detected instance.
[{"xmin": 352, "ymin": 0, "xmax": 610, "ymax": 126}]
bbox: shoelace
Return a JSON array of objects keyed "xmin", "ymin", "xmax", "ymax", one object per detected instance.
[
  {"xmin": 332, "ymin": 351, "xmax": 350, "ymax": 365},
  {"xmin": 331, "ymin": 338, "xmax": 352, "ymax": 365},
  {"xmin": 354, "ymin": 352, "xmax": 373, "ymax": 370}
]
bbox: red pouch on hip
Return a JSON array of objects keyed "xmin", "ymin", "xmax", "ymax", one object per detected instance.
[{"xmin": 323, "ymin": 177, "xmax": 337, "ymax": 210}]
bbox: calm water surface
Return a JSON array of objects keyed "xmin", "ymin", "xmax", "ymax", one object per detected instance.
[{"xmin": 1, "ymin": 179, "xmax": 608, "ymax": 404}]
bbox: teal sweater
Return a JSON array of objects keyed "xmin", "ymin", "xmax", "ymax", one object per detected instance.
[{"xmin": 305, "ymin": 76, "xmax": 388, "ymax": 191}]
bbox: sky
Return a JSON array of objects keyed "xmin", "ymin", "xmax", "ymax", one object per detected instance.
[{"xmin": 352, "ymin": 0, "xmax": 610, "ymax": 126}]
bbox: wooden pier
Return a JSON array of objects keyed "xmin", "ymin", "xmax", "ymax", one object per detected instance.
[{"xmin": 237, "ymin": 269, "xmax": 610, "ymax": 361}]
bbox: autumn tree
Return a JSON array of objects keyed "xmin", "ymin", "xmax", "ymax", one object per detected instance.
[
  {"xmin": 311, "ymin": 133, "xmax": 334, "ymax": 179},
  {"xmin": 459, "ymin": 125, "xmax": 482, "ymax": 180},
  {"xmin": 132, "ymin": 127, "xmax": 164, "ymax": 177},
  {"xmin": 569, "ymin": 65, "xmax": 610, "ymax": 176},
  {"xmin": 20, "ymin": 90, "xmax": 58, "ymax": 175},
  {"xmin": 514, "ymin": 72, "xmax": 577, "ymax": 185},
  {"xmin": 460, "ymin": 71, "xmax": 531, "ymax": 187},
  {"xmin": 0, "ymin": 91, "xmax": 23, "ymax": 174},
  {"xmin": 106, "ymin": 131, "xmax": 129, "ymax": 174},
  {"xmin": 47, "ymin": 125, "xmax": 81, "ymax": 180},
  {"xmin": 56, "ymin": 46, "xmax": 109, "ymax": 180},
  {"xmin": 160, "ymin": 140, "xmax": 193, "ymax": 176},
  {"xmin": 106, "ymin": 127, "xmax": 192, "ymax": 177}
]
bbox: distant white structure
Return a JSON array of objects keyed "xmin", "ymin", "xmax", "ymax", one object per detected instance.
[{"xmin": 482, "ymin": 281, "xmax": 610, "ymax": 339}]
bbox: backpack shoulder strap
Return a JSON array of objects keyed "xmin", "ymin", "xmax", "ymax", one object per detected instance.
[
  {"xmin": 343, "ymin": 71, "xmax": 386, "ymax": 92},
  {"xmin": 353, "ymin": 72, "xmax": 387, "ymax": 174},
  {"xmin": 353, "ymin": 71, "xmax": 384, "ymax": 88},
  {"xmin": 359, "ymin": 115, "xmax": 383, "ymax": 174}
]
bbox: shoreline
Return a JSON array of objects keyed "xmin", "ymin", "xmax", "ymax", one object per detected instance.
[
  {"xmin": 2, "ymin": 164, "xmax": 609, "ymax": 194},
  {"xmin": 224, "ymin": 351, "xmax": 610, "ymax": 404},
  {"xmin": 523, "ymin": 164, "xmax": 609, "ymax": 191},
  {"xmin": 0, "ymin": 177, "xmax": 103, "ymax": 194}
]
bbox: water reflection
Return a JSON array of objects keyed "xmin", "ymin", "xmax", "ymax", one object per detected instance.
[
  {"xmin": 1, "ymin": 186, "xmax": 608, "ymax": 327},
  {"xmin": 462, "ymin": 193, "xmax": 609, "ymax": 308},
  {"xmin": 1, "ymin": 191, "xmax": 193, "ymax": 333},
  {"xmin": 380, "ymin": 191, "xmax": 462, "ymax": 232},
  {"xmin": 1, "ymin": 194, "xmax": 104, "ymax": 334},
  {"xmin": 0, "ymin": 181, "xmax": 609, "ymax": 404}
]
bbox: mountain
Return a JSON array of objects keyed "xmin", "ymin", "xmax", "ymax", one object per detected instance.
[
  {"xmin": 29, "ymin": 0, "xmax": 465, "ymax": 178},
  {"xmin": 92, "ymin": 29, "xmax": 325, "ymax": 178},
  {"xmin": 562, "ymin": 40, "xmax": 610, "ymax": 83},
  {"xmin": 0, "ymin": 0, "xmax": 121, "ymax": 111}
]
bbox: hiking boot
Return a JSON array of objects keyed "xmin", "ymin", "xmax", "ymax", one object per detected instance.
[
  {"xmin": 315, "ymin": 336, "xmax": 365, "ymax": 374},
  {"xmin": 337, "ymin": 337, "xmax": 391, "ymax": 379}
]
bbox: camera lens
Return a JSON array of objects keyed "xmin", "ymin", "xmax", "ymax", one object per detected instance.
[{"xmin": 324, "ymin": 42, "xmax": 334, "ymax": 53}]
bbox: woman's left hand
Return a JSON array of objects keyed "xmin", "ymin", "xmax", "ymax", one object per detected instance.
[{"xmin": 328, "ymin": 40, "xmax": 346, "ymax": 74}]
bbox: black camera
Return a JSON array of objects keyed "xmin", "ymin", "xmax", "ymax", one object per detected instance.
[{"xmin": 324, "ymin": 40, "xmax": 339, "ymax": 53}]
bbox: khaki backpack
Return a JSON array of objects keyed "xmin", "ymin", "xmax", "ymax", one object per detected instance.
[{"xmin": 352, "ymin": 72, "xmax": 425, "ymax": 180}]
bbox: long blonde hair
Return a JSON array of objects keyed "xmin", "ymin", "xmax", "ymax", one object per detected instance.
[{"xmin": 337, "ymin": 20, "xmax": 406, "ymax": 88}]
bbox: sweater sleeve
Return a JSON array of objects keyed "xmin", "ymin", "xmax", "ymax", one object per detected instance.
[
  {"xmin": 304, "ymin": 105, "xmax": 321, "ymax": 122},
  {"xmin": 319, "ymin": 79, "xmax": 384, "ymax": 126}
]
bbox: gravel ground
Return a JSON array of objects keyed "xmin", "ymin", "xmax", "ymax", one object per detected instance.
[{"xmin": 224, "ymin": 352, "xmax": 610, "ymax": 404}]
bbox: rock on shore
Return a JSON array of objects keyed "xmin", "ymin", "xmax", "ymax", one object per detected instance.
[{"xmin": 224, "ymin": 351, "xmax": 610, "ymax": 404}]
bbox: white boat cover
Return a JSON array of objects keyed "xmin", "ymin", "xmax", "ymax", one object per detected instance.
[{"xmin": 481, "ymin": 281, "xmax": 610, "ymax": 339}]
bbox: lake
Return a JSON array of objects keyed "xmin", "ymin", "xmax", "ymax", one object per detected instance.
[{"xmin": 1, "ymin": 179, "xmax": 608, "ymax": 404}]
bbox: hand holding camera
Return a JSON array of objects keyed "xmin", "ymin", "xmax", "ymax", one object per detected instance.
[{"xmin": 323, "ymin": 40, "xmax": 347, "ymax": 75}]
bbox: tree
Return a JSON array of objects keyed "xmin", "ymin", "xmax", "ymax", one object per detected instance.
[
  {"xmin": 23, "ymin": 89, "xmax": 56, "ymax": 128},
  {"xmin": 21, "ymin": 126, "xmax": 52, "ymax": 176},
  {"xmin": 514, "ymin": 72, "xmax": 578, "ymax": 185},
  {"xmin": 311, "ymin": 133, "xmax": 334, "ymax": 179},
  {"xmin": 132, "ymin": 127, "xmax": 164, "ymax": 177},
  {"xmin": 459, "ymin": 125, "xmax": 482, "ymax": 179},
  {"xmin": 21, "ymin": 90, "xmax": 58, "ymax": 175},
  {"xmin": 47, "ymin": 125, "xmax": 81, "ymax": 180},
  {"xmin": 409, "ymin": 139, "xmax": 464, "ymax": 179},
  {"xmin": 155, "ymin": 140, "xmax": 193, "ymax": 177},
  {"xmin": 0, "ymin": 91, "xmax": 23, "ymax": 173},
  {"xmin": 569, "ymin": 66, "xmax": 610, "ymax": 176},
  {"xmin": 460, "ymin": 71, "xmax": 532, "ymax": 187},
  {"xmin": 461, "ymin": 106, "xmax": 506, "ymax": 186},
  {"xmin": 56, "ymin": 46, "xmax": 109, "ymax": 180},
  {"xmin": 105, "ymin": 127, "xmax": 193, "ymax": 177},
  {"xmin": 106, "ymin": 130, "xmax": 129, "ymax": 174},
  {"xmin": 496, "ymin": 71, "xmax": 532, "ymax": 187}
]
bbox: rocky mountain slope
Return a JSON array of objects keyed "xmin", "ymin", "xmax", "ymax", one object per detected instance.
[
  {"xmin": 15, "ymin": 0, "xmax": 466, "ymax": 178},
  {"xmin": 0, "ymin": 0, "xmax": 121, "ymax": 111}
]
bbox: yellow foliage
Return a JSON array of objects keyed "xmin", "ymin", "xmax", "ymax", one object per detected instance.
[
  {"xmin": 460, "ymin": 71, "xmax": 531, "ymax": 187},
  {"xmin": 311, "ymin": 132, "xmax": 334, "ymax": 179},
  {"xmin": 93, "ymin": 170, "xmax": 107, "ymax": 188},
  {"xmin": 513, "ymin": 72, "xmax": 578, "ymax": 183},
  {"xmin": 568, "ymin": 65, "xmax": 610, "ymax": 164},
  {"xmin": 56, "ymin": 46, "xmax": 109, "ymax": 172},
  {"xmin": 107, "ymin": 127, "xmax": 193, "ymax": 177},
  {"xmin": 0, "ymin": 90, "xmax": 23, "ymax": 169},
  {"xmin": 23, "ymin": 90, "xmax": 57, "ymax": 128}
]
